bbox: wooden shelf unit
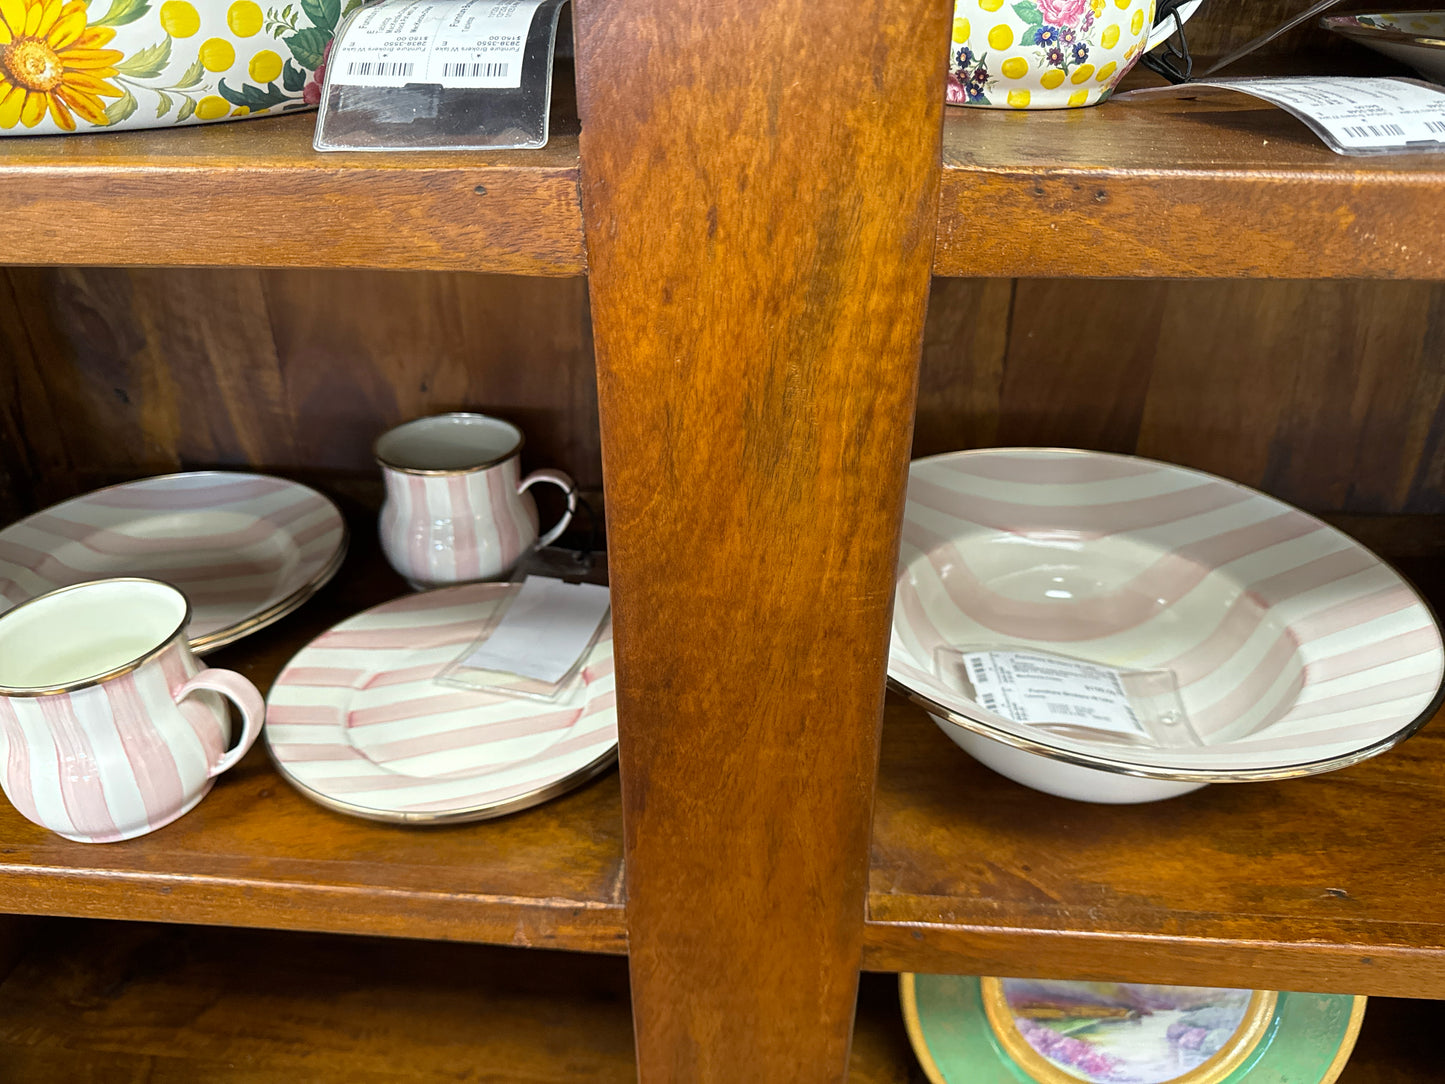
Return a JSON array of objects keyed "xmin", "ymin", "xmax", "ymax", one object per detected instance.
[{"xmin": 4, "ymin": 1, "xmax": 1445, "ymax": 1079}]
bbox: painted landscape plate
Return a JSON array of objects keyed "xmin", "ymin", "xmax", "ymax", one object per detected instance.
[
  {"xmin": 902, "ymin": 975, "xmax": 1366, "ymax": 1084},
  {"xmin": 0, "ymin": 472, "xmax": 346, "ymax": 653},
  {"xmin": 265, "ymin": 583, "xmax": 618, "ymax": 824}
]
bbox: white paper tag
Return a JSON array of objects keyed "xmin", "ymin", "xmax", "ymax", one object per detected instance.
[
  {"xmin": 460, "ymin": 577, "xmax": 610, "ymax": 684},
  {"xmin": 961, "ymin": 650, "xmax": 1146, "ymax": 736},
  {"xmin": 1194, "ymin": 77, "xmax": 1445, "ymax": 154},
  {"xmin": 333, "ymin": 0, "xmax": 544, "ymax": 89}
]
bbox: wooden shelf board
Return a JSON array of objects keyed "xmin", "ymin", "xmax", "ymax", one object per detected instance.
[
  {"xmin": 0, "ymin": 88, "xmax": 583, "ymax": 275},
  {"xmin": 935, "ymin": 76, "xmax": 1445, "ymax": 280},
  {"xmin": 865, "ymin": 551, "xmax": 1445, "ymax": 998},
  {"xmin": 0, "ymin": 516, "xmax": 626, "ymax": 953},
  {"xmin": 0, "ymin": 919, "xmax": 929, "ymax": 1081}
]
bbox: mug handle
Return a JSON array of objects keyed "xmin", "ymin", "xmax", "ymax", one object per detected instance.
[
  {"xmin": 518, "ymin": 468, "xmax": 579, "ymax": 549},
  {"xmin": 1144, "ymin": 0, "xmax": 1203, "ymax": 52},
  {"xmin": 176, "ymin": 669, "xmax": 266, "ymax": 778}
]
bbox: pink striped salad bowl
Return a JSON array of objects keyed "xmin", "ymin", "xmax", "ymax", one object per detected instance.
[
  {"xmin": 0, "ymin": 578, "xmax": 265, "ymax": 842},
  {"xmin": 890, "ymin": 448, "xmax": 1445, "ymax": 804},
  {"xmin": 376, "ymin": 414, "xmax": 578, "ymax": 590}
]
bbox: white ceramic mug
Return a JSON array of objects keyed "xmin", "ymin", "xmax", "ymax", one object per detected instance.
[
  {"xmin": 376, "ymin": 413, "xmax": 579, "ymax": 589},
  {"xmin": 0, "ymin": 578, "xmax": 265, "ymax": 843}
]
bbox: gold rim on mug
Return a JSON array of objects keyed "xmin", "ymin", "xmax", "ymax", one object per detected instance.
[
  {"xmin": 373, "ymin": 412, "xmax": 528, "ymax": 476},
  {"xmin": 0, "ymin": 577, "xmax": 192, "ymax": 697},
  {"xmin": 979, "ymin": 978, "xmax": 1277, "ymax": 1084},
  {"xmin": 891, "ymin": 445, "xmax": 1445, "ymax": 785}
]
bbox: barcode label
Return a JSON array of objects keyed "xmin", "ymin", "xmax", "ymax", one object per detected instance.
[
  {"xmin": 1427, "ymin": 120, "xmax": 1445, "ymax": 134},
  {"xmin": 346, "ymin": 60, "xmax": 415, "ymax": 78},
  {"xmin": 441, "ymin": 61, "xmax": 508, "ymax": 79},
  {"xmin": 961, "ymin": 650, "xmax": 1147, "ymax": 736},
  {"xmin": 1342, "ymin": 122, "xmax": 1406, "ymax": 139},
  {"xmin": 331, "ymin": 0, "xmax": 540, "ymax": 89}
]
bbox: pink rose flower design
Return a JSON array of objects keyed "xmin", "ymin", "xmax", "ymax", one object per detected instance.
[{"xmin": 1038, "ymin": 0, "xmax": 1091, "ymax": 25}]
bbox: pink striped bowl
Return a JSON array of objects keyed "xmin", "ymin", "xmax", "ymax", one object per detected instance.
[
  {"xmin": 890, "ymin": 448, "xmax": 1445, "ymax": 803},
  {"xmin": 0, "ymin": 473, "xmax": 347, "ymax": 654},
  {"xmin": 265, "ymin": 582, "xmax": 617, "ymax": 824}
]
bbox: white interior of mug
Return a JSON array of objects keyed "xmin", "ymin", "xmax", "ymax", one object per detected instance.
[
  {"xmin": 375, "ymin": 414, "xmax": 523, "ymax": 473},
  {"xmin": 0, "ymin": 579, "xmax": 187, "ymax": 691}
]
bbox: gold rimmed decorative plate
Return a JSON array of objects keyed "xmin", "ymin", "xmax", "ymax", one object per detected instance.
[
  {"xmin": 902, "ymin": 974, "xmax": 1366, "ymax": 1084},
  {"xmin": 0, "ymin": 472, "xmax": 346, "ymax": 654}
]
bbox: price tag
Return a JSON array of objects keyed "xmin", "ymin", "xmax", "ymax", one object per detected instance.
[
  {"xmin": 1192, "ymin": 77, "xmax": 1445, "ymax": 155},
  {"xmin": 333, "ymin": 0, "xmax": 545, "ymax": 90},
  {"xmin": 961, "ymin": 650, "xmax": 1147, "ymax": 737}
]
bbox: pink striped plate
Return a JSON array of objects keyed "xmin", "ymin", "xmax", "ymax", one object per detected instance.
[
  {"xmin": 0, "ymin": 473, "xmax": 347, "ymax": 654},
  {"xmin": 891, "ymin": 448, "xmax": 1445, "ymax": 782},
  {"xmin": 265, "ymin": 583, "xmax": 617, "ymax": 823}
]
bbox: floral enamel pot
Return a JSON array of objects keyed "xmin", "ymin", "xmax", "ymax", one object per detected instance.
[
  {"xmin": 0, "ymin": 0, "xmax": 350, "ymax": 135},
  {"xmin": 948, "ymin": 0, "xmax": 1197, "ymax": 109}
]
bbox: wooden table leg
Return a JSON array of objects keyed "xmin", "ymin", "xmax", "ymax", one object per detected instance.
[{"xmin": 574, "ymin": 0, "xmax": 950, "ymax": 1076}]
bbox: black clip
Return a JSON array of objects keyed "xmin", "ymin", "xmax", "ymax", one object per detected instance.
[{"xmin": 1140, "ymin": 0, "xmax": 1195, "ymax": 84}]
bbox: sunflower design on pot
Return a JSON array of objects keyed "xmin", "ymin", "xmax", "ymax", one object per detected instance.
[
  {"xmin": 949, "ymin": 0, "xmax": 1163, "ymax": 110},
  {"xmin": 0, "ymin": 0, "xmax": 123, "ymax": 129},
  {"xmin": 0, "ymin": 0, "xmax": 356, "ymax": 135}
]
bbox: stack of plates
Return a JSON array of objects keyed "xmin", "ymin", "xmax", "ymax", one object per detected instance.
[{"xmin": 0, "ymin": 472, "xmax": 346, "ymax": 652}]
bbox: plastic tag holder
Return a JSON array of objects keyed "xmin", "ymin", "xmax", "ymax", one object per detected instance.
[{"xmin": 314, "ymin": 0, "xmax": 570, "ymax": 151}]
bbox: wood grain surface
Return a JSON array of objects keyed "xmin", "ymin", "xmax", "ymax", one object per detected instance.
[
  {"xmin": 573, "ymin": 0, "xmax": 949, "ymax": 1072},
  {"xmin": 915, "ymin": 278, "xmax": 1445, "ymax": 515},
  {"xmin": 0, "ymin": 78, "xmax": 584, "ymax": 275},
  {"xmin": 0, "ymin": 922, "xmax": 637, "ymax": 1083},
  {"xmin": 0, "ymin": 528, "xmax": 627, "ymax": 953},
  {"xmin": 935, "ymin": 74, "xmax": 1445, "ymax": 280},
  {"xmin": 0, "ymin": 267, "xmax": 602, "ymax": 529}
]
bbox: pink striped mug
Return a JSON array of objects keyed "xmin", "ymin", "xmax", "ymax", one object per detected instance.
[
  {"xmin": 0, "ymin": 578, "xmax": 265, "ymax": 843},
  {"xmin": 376, "ymin": 413, "xmax": 578, "ymax": 589}
]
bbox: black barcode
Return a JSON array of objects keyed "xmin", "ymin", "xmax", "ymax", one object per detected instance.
[
  {"xmin": 980, "ymin": 692, "xmax": 1000, "ymax": 712},
  {"xmin": 442, "ymin": 61, "xmax": 509, "ymax": 78},
  {"xmin": 1426, "ymin": 120, "xmax": 1445, "ymax": 134},
  {"xmin": 1342, "ymin": 122, "xmax": 1406, "ymax": 140},
  {"xmin": 347, "ymin": 60, "xmax": 415, "ymax": 77}
]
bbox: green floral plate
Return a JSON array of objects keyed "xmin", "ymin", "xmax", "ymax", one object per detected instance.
[{"xmin": 902, "ymin": 974, "xmax": 1365, "ymax": 1084}]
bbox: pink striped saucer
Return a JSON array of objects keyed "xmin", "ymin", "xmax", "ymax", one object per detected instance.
[
  {"xmin": 0, "ymin": 473, "xmax": 347, "ymax": 654},
  {"xmin": 891, "ymin": 448, "xmax": 1445, "ymax": 803},
  {"xmin": 264, "ymin": 583, "xmax": 617, "ymax": 824}
]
